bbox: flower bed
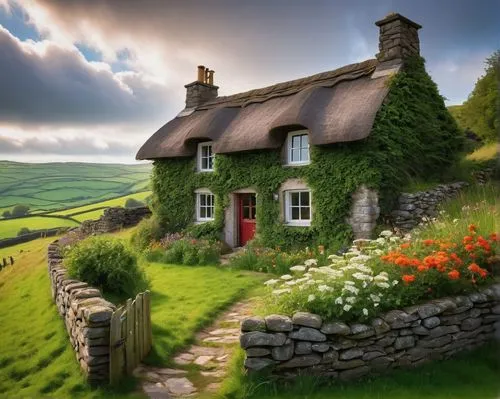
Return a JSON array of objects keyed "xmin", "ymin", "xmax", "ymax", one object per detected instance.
[
  {"xmin": 264, "ymin": 226, "xmax": 499, "ymax": 322},
  {"xmin": 239, "ymin": 223, "xmax": 500, "ymax": 379}
]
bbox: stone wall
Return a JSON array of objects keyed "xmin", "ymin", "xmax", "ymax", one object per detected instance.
[
  {"xmin": 240, "ymin": 285, "xmax": 500, "ymax": 380},
  {"xmin": 347, "ymin": 185, "xmax": 380, "ymax": 240},
  {"xmin": 47, "ymin": 241, "xmax": 115, "ymax": 384},
  {"xmin": 79, "ymin": 206, "xmax": 151, "ymax": 235},
  {"xmin": 375, "ymin": 13, "xmax": 421, "ymax": 63},
  {"xmin": 390, "ymin": 182, "xmax": 468, "ymax": 232}
]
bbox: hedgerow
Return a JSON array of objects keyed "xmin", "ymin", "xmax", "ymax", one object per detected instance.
[{"xmin": 150, "ymin": 57, "xmax": 463, "ymax": 249}]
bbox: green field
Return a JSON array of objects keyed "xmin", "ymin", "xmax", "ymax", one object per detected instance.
[
  {"xmin": 0, "ymin": 217, "xmax": 79, "ymax": 240},
  {"xmin": 0, "ymin": 161, "xmax": 151, "ymax": 214}
]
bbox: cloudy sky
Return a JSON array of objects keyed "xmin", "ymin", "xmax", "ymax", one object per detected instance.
[{"xmin": 0, "ymin": 0, "xmax": 498, "ymax": 163}]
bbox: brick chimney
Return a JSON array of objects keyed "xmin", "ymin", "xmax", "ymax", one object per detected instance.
[
  {"xmin": 184, "ymin": 65, "xmax": 218, "ymax": 109},
  {"xmin": 375, "ymin": 13, "xmax": 422, "ymax": 63}
]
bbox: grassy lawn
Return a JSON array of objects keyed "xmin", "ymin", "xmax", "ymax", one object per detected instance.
[
  {"xmin": 141, "ymin": 262, "xmax": 264, "ymax": 366},
  {"xmin": 221, "ymin": 343, "xmax": 500, "ymax": 399},
  {"xmin": 0, "ymin": 233, "xmax": 264, "ymax": 398},
  {"xmin": 0, "ymin": 216, "xmax": 79, "ymax": 239},
  {"xmin": 466, "ymin": 142, "xmax": 499, "ymax": 162}
]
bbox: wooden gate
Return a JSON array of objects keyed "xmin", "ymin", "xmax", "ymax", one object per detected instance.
[{"xmin": 109, "ymin": 291, "xmax": 152, "ymax": 384}]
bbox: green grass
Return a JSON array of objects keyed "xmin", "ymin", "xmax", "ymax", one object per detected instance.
[
  {"xmin": 0, "ymin": 161, "xmax": 151, "ymax": 213},
  {"xmin": 0, "ymin": 239, "xmax": 142, "ymax": 398},
  {"xmin": 140, "ymin": 262, "xmax": 264, "ymax": 366},
  {"xmin": 220, "ymin": 343, "xmax": 500, "ymax": 399},
  {"xmin": 0, "ymin": 216, "xmax": 79, "ymax": 239},
  {"xmin": 466, "ymin": 142, "xmax": 499, "ymax": 162},
  {"xmin": 0, "ymin": 231, "xmax": 264, "ymax": 397},
  {"xmin": 52, "ymin": 191, "xmax": 151, "ymax": 218}
]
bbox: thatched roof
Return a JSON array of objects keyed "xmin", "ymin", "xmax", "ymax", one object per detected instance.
[{"xmin": 137, "ymin": 58, "xmax": 393, "ymax": 160}]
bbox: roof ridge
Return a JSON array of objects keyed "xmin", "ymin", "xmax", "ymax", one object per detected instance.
[{"xmin": 197, "ymin": 58, "xmax": 378, "ymax": 110}]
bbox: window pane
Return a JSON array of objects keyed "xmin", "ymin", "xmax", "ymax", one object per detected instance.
[
  {"xmin": 250, "ymin": 207, "xmax": 256, "ymax": 219},
  {"xmin": 200, "ymin": 207, "xmax": 206, "ymax": 218},
  {"xmin": 207, "ymin": 155, "xmax": 213, "ymax": 170},
  {"xmin": 206, "ymin": 145, "xmax": 212, "ymax": 157},
  {"xmin": 200, "ymin": 194, "xmax": 206, "ymax": 206},
  {"xmin": 291, "ymin": 149, "xmax": 300, "ymax": 162},
  {"xmin": 291, "ymin": 207, "xmax": 300, "ymax": 220},
  {"xmin": 300, "ymin": 206, "xmax": 311, "ymax": 220},
  {"xmin": 300, "ymin": 134, "xmax": 308, "ymax": 148},
  {"xmin": 206, "ymin": 206, "xmax": 213, "ymax": 218},
  {"xmin": 201, "ymin": 157, "xmax": 208, "ymax": 170},
  {"xmin": 243, "ymin": 206, "xmax": 250, "ymax": 219},
  {"xmin": 292, "ymin": 135, "xmax": 301, "ymax": 149},
  {"xmin": 301, "ymin": 148, "xmax": 309, "ymax": 161},
  {"xmin": 300, "ymin": 191, "xmax": 310, "ymax": 206},
  {"xmin": 290, "ymin": 192, "xmax": 300, "ymax": 206}
]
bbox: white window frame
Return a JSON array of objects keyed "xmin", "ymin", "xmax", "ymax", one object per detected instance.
[
  {"xmin": 195, "ymin": 189, "xmax": 215, "ymax": 222},
  {"xmin": 286, "ymin": 130, "xmax": 310, "ymax": 165},
  {"xmin": 197, "ymin": 141, "xmax": 214, "ymax": 172},
  {"xmin": 284, "ymin": 189, "xmax": 312, "ymax": 226}
]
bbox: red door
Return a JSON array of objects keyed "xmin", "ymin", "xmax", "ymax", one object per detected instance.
[{"xmin": 238, "ymin": 193, "xmax": 256, "ymax": 246}]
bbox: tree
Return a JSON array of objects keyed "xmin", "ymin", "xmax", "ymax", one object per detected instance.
[
  {"xmin": 459, "ymin": 50, "xmax": 499, "ymax": 142},
  {"xmin": 17, "ymin": 227, "xmax": 31, "ymax": 236},
  {"xmin": 2, "ymin": 210, "xmax": 11, "ymax": 218},
  {"xmin": 125, "ymin": 198, "xmax": 145, "ymax": 208},
  {"xmin": 11, "ymin": 204, "xmax": 30, "ymax": 217}
]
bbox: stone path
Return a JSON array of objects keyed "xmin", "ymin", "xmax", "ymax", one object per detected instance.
[{"xmin": 135, "ymin": 300, "xmax": 254, "ymax": 398}]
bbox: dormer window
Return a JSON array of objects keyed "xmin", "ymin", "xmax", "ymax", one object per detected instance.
[
  {"xmin": 198, "ymin": 142, "xmax": 214, "ymax": 172},
  {"xmin": 286, "ymin": 130, "xmax": 310, "ymax": 165}
]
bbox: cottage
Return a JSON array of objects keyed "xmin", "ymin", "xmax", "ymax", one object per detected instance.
[{"xmin": 137, "ymin": 13, "xmax": 461, "ymax": 249}]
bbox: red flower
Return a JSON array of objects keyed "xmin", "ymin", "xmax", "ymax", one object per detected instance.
[
  {"xmin": 465, "ymin": 244, "xmax": 475, "ymax": 252},
  {"xmin": 402, "ymin": 274, "xmax": 416, "ymax": 284},
  {"xmin": 463, "ymin": 235, "xmax": 474, "ymax": 244},
  {"xmin": 489, "ymin": 233, "xmax": 498, "ymax": 242},
  {"xmin": 400, "ymin": 243, "xmax": 411, "ymax": 249},
  {"xmin": 448, "ymin": 270, "xmax": 460, "ymax": 280},
  {"xmin": 468, "ymin": 263, "xmax": 481, "ymax": 273},
  {"xmin": 468, "ymin": 224, "xmax": 477, "ymax": 233},
  {"xmin": 423, "ymin": 239, "xmax": 435, "ymax": 246}
]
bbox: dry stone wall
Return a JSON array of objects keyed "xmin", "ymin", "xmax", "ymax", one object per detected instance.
[
  {"xmin": 79, "ymin": 206, "xmax": 151, "ymax": 235},
  {"xmin": 48, "ymin": 241, "xmax": 115, "ymax": 384},
  {"xmin": 390, "ymin": 182, "xmax": 468, "ymax": 232},
  {"xmin": 240, "ymin": 285, "xmax": 500, "ymax": 380},
  {"xmin": 46, "ymin": 205, "xmax": 150, "ymax": 384}
]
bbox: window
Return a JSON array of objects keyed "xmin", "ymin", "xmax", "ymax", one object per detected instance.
[
  {"xmin": 198, "ymin": 142, "xmax": 214, "ymax": 172},
  {"xmin": 285, "ymin": 190, "xmax": 311, "ymax": 226},
  {"xmin": 287, "ymin": 131, "xmax": 310, "ymax": 165},
  {"xmin": 196, "ymin": 191, "xmax": 215, "ymax": 221}
]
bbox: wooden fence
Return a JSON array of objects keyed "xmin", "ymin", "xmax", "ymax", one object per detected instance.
[{"xmin": 109, "ymin": 291, "xmax": 152, "ymax": 384}]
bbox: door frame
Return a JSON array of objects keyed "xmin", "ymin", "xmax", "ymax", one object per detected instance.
[{"xmin": 223, "ymin": 188, "xmax": 257, "ymax": 248}]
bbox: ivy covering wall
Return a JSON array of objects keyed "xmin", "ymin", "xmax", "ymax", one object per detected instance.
[{"xmin": 150, "ymin": 57, "xmax": 463, "ymax": 249}]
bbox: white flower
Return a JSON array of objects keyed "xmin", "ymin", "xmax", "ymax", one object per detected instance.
[
  {"xmin": 264, "ymin": 279, "xmax": 279, "ymax": 286},
  {"xmin": 335, "ymin": 296, "xmax": 343, "ymax": 305},
  {"xmin": 350, "ymin": 255, "xmax": 372, "ymax": 263},
  {"xmin": 295, "ymin": 277, "xmax": 310, "ymax": 284},
  {"xmin": 370, "ymin": 294, "xmax": 381, "ymax": 303},
  {"xmin": 280, "ymin": 274, "xmax": 293, "ymax": 280},
  {"xmin": 392, "ymin": 280, "xmax": 399, "ymax": 286},
  {"xmin": 375, "ymin": 237, "xmax": 386, "ymax": 245},
  {"xmin": 372, "ymin": 249, "xmax": 383, "ymax": 256},
  {"xmin": 345, "ymin": 296, "xmax": 357, "ymax": 304},
  {"xmin": 379, "ymin": 230, "xmax": 393, "ymax": 238},
  {"xmin": 318, "ymin": 284, "xmax": 333, "ymax": 292},
  {"xmin": 354, "ymin": 264, "xmax": 373, "ymax": 274},
  {"xmin": 328, "ymin": 254, "xmax": 344, "ymax": 261},
  {"xmin": 373, "ymin": 273, "xmax": 389, "ymax": 282},
  {"xmin": 344, "ymin": 281, "xmax": 356, "ymax": 286},
  {"xmin": 376, "ymin": 282, "xmax": 390, "ymax": 289},
  {"xmin": 362, "ymin": 281, "xmax": 368, "ymax": 288},
  {"xmin": 363, "ymin": 308, "xmax": 369, "ymax": 316},
  {"xmin": 389, "ymin": 236, "xmax": 400, "ymax": 243},
  {"xmin": 352, "ymin": 272, "xmax": 372, "ymax": 281},
  {"xmin": 304, "ymin": 273, "xmax": 312, "ymax": 278},
  {"xmin": 308, "ymin": 267, "xmax": 320, "ymax": 273},
  {"xmin": 272, "ymin": 288, "xmax": 291, "ymax": 296},
  {"xmin": 343, "ymin": 285, "xmax": 360, "ymax": 295},
  {"xmin": 452, "ymin": 219, "xmax": 459, "ymax": 224},
  {"xmin": 290, "ymin": 265, "xmax": 306, "ymax": 272},
  {"xmin": 285, "ymin": 280, "xmax": 297, "ymax": 286},
  {"xmin": 343, "ymin": 304, "xmax": 352, "ymax": 312},
  {"xmin": 305, "ymin": 280, "xmax": 316, "ymax": 285},
  {"xmin": 304, "ymin": 259, "xmax": 318, "ymax": 267},
  {"xmin": 307, "ymin": 294, "xmax": 316, "ymax": 302}
]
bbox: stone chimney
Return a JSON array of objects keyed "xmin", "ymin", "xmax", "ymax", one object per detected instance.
[
  {"xmin": 375, "ymin": 13, "xmax": 422, "ymax": 63},
  {"xmin": 184, "ymin": 65, "xmax": 218, "ymax": 109}
]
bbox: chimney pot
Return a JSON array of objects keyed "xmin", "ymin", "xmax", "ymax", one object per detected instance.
[
  {"xmin": 197, "ymin": 65, "xmax": 205, "ymax": 82},
  {"xmin": 208, "ymin": 70, "xmax": 214, "ymax": 85}
]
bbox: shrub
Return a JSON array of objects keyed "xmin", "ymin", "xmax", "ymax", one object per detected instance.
[
  {"xmin": 131, "ymin": 216, "xmax": 164, "ymax": 250},
  {"xmin": 163, "ymin": 238, "xmax": 221, "ymax": 266},
  {"xmin": 265, "ymin": 225, "xmax": 498, "ymax": 322},
  {"xmin": 125, "ymin": 198, "xmax": 145, "ymax": 208},
  {"xmin": 229, "ymin": 244, "xmax": 331, "ymax": 275},
  {"xmin": 11, "ymin": 204, "xmax": 29, "ymax": 217},
  {"xmin": 2, "ymin": 210, "xmax": 11, "ymax": 218},
  {"xmin": 17, "ymin": 227, "xmax": 30, "ymax": 236},
  {"xmin": 65, "ymin": 236, "xmax": 148, "ymax": 297}
]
